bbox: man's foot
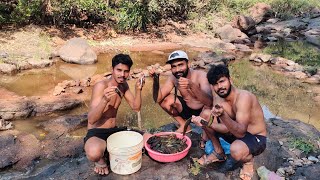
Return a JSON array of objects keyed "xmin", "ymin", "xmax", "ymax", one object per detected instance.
[
  {"xmin": 197, "ymin": 151, "xmax": 226, "ymax": 165},
  {"xmin": 94, "ymin": 160, "xmax": 109, "ymax": 175},
  {"xmin": 240, "ymin": 161, "xmax": 254, "ymax": 180}
]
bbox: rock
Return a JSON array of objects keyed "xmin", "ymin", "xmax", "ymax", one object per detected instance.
[
  {"xmin": 0, "ymin": 63, "xmax": 17, "ymax": 74},
  {"xmin": 15, "ymin": 134, "xmax": 41, "ymax": 170},
  {"xmin": 58, "ymin": 38, "xmax": 97, "ymax": 65},
  {"xmin": 71, "ymin": 87, "xmax": 83, "ymax": 94},
  {"xmin": 0, "ymin": 133, "xmax": 20, "ymax": 169},
  {"xmin": 27, "ymin": 59, "xmax": 53, "ymax": 68},
  {"xmin": 33, "ymin": 97, "xmax": 82, "ymax": 116},
  {"xmin": 38, "ymin": 114, "xmax": 87, "ymax": 137},
  {"xmin": 276, "ymin": 167, "xmax": 286, "ymax": 176},
  {"xmin": 249, "ymin": 3, "xmax": 272, "ymax": 24},
  {"xmin": 53, "ymin": 86, "xmax": 65, "ymax": 96},
  {"xmin": 303, "ymin": 77, "xmax": 320, "ymax": 84},
  {"xmin": 307, "ymin": 156, "xmax": 318, "ymax": 163},
  {"xmin": 216, "ymin": 25, "xmax": 249, "ymax": 43},
  {"xmin": 232, "ymin": 15, "xmax": 257, "ymax": 35},
  {"xmin": 0, "ymin": 99, "xmax": 35, "ymax": 120},
  {"xmin": 0, "ymin": 51, "xmax": 9, "ymax": 58}
]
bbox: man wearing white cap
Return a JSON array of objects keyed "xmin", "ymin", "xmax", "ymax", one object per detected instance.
[{"xmin": 149, "ymin": 50, "xmax": 213, "ymax": 133}]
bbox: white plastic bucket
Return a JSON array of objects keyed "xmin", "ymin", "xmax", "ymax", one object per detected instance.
[{"xmin": 107, "ymin": 131, "xmax": 143, "ymax": 175}]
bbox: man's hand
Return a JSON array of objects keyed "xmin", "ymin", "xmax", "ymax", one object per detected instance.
[
  {"xmin": 191, "ymin": 115, "xmax": 203, "ymax": 127},
  {"xmin": 148, "ymin": 67, "xmax": 160, "ymax": 77},
  {"xmin": 103, "ymin": 86, "xmax": 118, "ymax": 101},
  {"xmin": 211, "ymin": 104, "xmax": 224, "ymax": 117},
  {"xmin": 178, "ymin": 77, "xmax": 192, "ymax": 89},
  {"xmin": 136, "ymin": 74, "xmax": 145, "ymax": 90}
]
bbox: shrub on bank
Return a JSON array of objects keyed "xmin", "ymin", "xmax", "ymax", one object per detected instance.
[{"xmin": 0, "ymin": 0, "xmax": 320, "ymax": 32}]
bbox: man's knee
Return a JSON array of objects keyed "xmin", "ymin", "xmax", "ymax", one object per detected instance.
[
  {"xmin": 230, "ymin": 141, "xmax": 249, "ymax": 161},
  {"xmin": 85, "ymin": 146, "xmax": 104, "ymax": 162}
]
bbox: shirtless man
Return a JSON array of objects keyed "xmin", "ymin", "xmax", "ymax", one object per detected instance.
[
  {"xmin": 84, "ymin": 54, "xmax": 144, "ymax": 175},
  {"xmin": 149, "ymin": 50, "xmax": 212, "ymax": 133},
  {"xmin": 192, "ymin": 64, "xmax": 267, "ymax": 180}
]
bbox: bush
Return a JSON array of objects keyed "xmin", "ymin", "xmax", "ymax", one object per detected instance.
[
  {"xmin": 115, "ymin": 0, "xmax": 149, "ymax": 32},
  {"xmin": 52, "ymin": 0, "xmax": 109, "ymax": 27},
  {"xmin": 289, "ymin": 137, "xmax": 316, "ymax": 154}
]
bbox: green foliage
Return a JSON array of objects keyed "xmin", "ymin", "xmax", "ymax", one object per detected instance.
[
  {"xmin": 148, "ymin": 0, "xmax": 194, "ymax": 21},
  {"xmin": 0, "ymin": 0, "xmax": 42, "ymax": 24},
  {"xmin": 289, "ymin": 137, "xmax": 316, "ymax": 154},
  {"xmin": 263, "ymin": 41, "xmax": 320, "ymax": 67},
  {"xmin": 269, "ymin": 0, "xmax": 319, "ymax": 19},
  {"xmin": 52, "ymin": 0, "xmax": 109, "ymax": 26},
  {"xmin": 115, "ymin": 0, "xmax": 149, "ymax": 32}
]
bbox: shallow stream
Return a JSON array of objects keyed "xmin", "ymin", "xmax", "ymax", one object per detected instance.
[{"xmin": 0, "ymin": 48, "xmax": 319, "ymax": 138}]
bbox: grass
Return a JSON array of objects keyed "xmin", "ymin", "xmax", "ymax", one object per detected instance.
[
  {"xmin": 263, "ymin": 41, "xmax": 320, "ymax": 68},
  {"xmin": 288, "ymin": 137, "xmax": 317, "ymax": 154}
]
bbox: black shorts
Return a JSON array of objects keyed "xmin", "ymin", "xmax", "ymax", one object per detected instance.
[
  {"xmin": 177, "ymin": 96, "xmax": 202, "ymax": 120},
  {"xmin": 83, "ymin": 126, "xmax": 127, "ymax": 144},
  {"xmin": 218, "ymin": 132, "xmax": 266, "ymax": 156}
]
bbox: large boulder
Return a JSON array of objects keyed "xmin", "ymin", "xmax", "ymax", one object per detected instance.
[
  {"xmin": 232, "ymin": 15, "xmax": 257, "ymax": 35},
  {"xmin": 216, "ymin": 25, "xmax": 250, "ymax": 43},
  {"xmin": 0, "ymin": 98, "xmax": 35, "ymax": 120},
  {"xmin": 58, "ymin": 38, "xmax": 97, "ymax": 65},
  {"xmin": 0, "ymin": 133, "xmax": 20, "ymax": 169},
  {"xmin": 249, "ymin": 3, "xmax": 272, "ymax": 24}
]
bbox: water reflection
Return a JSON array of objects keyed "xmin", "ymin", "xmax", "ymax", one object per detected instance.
[{"xmin": 0, "ymin": 50, "xmax": 319, "ymax": 134}]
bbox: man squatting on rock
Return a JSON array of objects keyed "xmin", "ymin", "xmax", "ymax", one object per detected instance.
[
  {"xmin": 192, "ymin": 64, "xmax": 267, "ymax": 180},
  {"xmin": 84, "ymin": 54, "xmax": 145, "ymax": 175},
  {"xmin": 149, "ymin": 50, "xmax": 213, "ymax": 133}
]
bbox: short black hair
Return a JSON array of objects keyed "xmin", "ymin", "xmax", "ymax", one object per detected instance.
[
  {"xmin": 207, "ymin": 64, "xmax": 230, "ymax": 85},
  {"xmin": 112, "ymin": 54, "xmax": 133, "ymax": 69}
]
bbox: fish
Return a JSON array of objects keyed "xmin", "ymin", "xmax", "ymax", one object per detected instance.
[
  {"xmin": 182, "ymin": 117, "xmax": 192, "ymax": 136},
  {"xmin": 174, "ymin": 85, "xmax": 177, "ymax": 104},
  {"xmin": 182, "ymin": 117, "xmax": 210, "ymax": 136},
  {"xmin": 153, "ymin": 74, "xmax": 160, "ymax": 103},
  {"xmin": 115, "ymin": 87, "xmax": 122, "ymax": 98},
  {"xmin": 174, "ymin": 76, "xmax": 180, "ymax": 105}
]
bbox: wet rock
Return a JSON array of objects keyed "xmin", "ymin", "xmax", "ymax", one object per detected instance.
[
  {"xmin": 58, "ymin": 38, "xmax": 97, "ymax": 65},
  {"xmin": 38, "ymin": 114, "xmax": 87, "ymax": 137},
  {"xmin": 0, "ymin": 133, "xmax": 20, "ymax": 169}
]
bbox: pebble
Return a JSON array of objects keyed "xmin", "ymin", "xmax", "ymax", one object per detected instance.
[{"xmin": 308, "ymin": 156, "xmax": 319, "ymax": 163}]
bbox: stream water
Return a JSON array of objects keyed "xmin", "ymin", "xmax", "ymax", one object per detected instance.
[{"xmin": 0, "ymin": 48, "xmax": 319, "ymax": 138}]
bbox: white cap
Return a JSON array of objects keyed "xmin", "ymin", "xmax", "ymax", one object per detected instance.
[{"xmin": 167, "ymin": 50, "xmax": 189, "ymax": 64}]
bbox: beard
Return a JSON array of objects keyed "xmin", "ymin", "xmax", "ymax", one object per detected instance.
[
  {"xmin": 216, "ymin": 85, "xmax": 232, "ymax": 98},
  {"xmin": 173, "ymin": 68, "xmax": 189, "ymax": 79}
]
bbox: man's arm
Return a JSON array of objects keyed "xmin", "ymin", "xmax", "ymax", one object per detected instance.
[
  {"xmin": 87, "ymin": 82, "xmax": 116, "ymax": 125},
  {"xmin": 124, "ymin": 78, "xmax": 145, "ymax": 112},
  {"xmin": 189, "ymin": 71, "xmax": 213, "ymax": 107},
  {"xmin": 213, "ymin": 95, "xmax": 251, "ymax": 138}
]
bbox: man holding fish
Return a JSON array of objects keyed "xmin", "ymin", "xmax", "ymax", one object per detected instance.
[
  {"xmin": 84, "ymin": 54, "xmax": 145, "ymax": 175},
  {"xmin": 149, "ymin": 50, "xmax": 213, "ymax": 133},
  {"xmin": 192, "ymin": 64, "xmax": 267, "ymax": 180}
]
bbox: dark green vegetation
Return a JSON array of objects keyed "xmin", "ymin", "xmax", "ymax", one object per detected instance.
[
  {"xmin": 1, "ymin": 0, "xmax": 320, "ymax": 32},
  {"xmin": 264, "ymin": 41, "xmax": 320, "ymax": 75},
  {"xmin": 289, "ymin": 137, "xmax": 318, "ymax": 154}
]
